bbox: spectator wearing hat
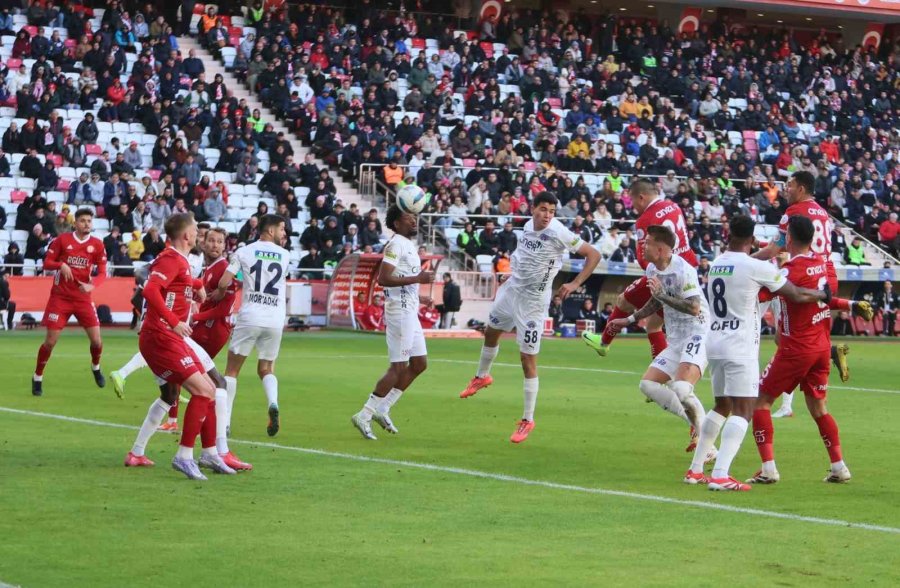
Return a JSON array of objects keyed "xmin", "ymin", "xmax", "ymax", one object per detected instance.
[{"xmin": 3, "ymin": 243, "xmax": 24, "ymax": 276}]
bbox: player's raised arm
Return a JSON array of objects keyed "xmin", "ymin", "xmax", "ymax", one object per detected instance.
[
  {"xmin": 608, "ymin": 296, "xmax": 663, "ymax": 334},
  {"xmin": 557, "ymin": 242, "xmax": 600, "ymax": 300},
  {"xmin": 777, "ymin": 280, "xmax": 830, "ymax": 304},
  {"xmin": 752, "ymin": 235, "xmax": 783, "ymax": 261}
]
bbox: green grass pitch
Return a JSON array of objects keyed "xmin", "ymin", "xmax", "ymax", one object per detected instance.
[{"xmin": 1, "ymin": 330, "xmax": 899, "ymax": 587}]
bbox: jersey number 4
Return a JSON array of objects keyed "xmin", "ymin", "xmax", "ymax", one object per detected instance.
[{"xmin": 250, "ymin": 259, "xmax": 283, "ymax": 296}]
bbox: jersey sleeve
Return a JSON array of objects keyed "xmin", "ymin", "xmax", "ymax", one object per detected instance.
[
  {"xmin": 143, "ymin": 254, "xmax": 181, "ymax": 327},
  {"xmin": 681, "ymin": 265, "xmax": 703, "ymax": 299},
  {"xmin": 554, "ymin": 220, "xmax": 583, "ymax": 254},
  {"xmin": 92, "ymin": 241, "xmax": 108, "ymax": 287},
  {"xmin": 750, "ymin": 259, "xmax": 787, "ymax": 293},
  {"xmin": 775, "ymin": 213, "xmax": 789, "ymax": 248},
  {"xmin": 226, "ymin": 248, "xmax": 245, "ymax": 277},
  {"xmin": 42, "ymin": 235, "xmax": 64, "ymax": 270},
  {"xmin": 381, "ymin": 239, "xmax": 400, "ymax": 268}
]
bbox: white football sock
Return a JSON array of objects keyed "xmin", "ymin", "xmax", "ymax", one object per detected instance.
[
  {"xmin": 91, "ymin": 363, "xmax": 100, "ymax": 371},
  {"xmin": 762, "ymin": 460, "xmax": 778, "ymax": 475},
  {"xmin": 639, "ymin": 380, "xmax": 690, "ymax": 424},
  {"xmin": 711, "ymin": 416, "xmax": 749, "ymax": 479},
  {"xmin": 477, "ymin": 345, "xmax": 499, "ymax": 378},
  {"xmin": 690, "ymin": 410, "xmax": 727, "ymax": 473},
  {"xmin": 831, "ymin": 459, "xmax": 846, "ymax": 472},
  {"xmin": 224, "ymin": 376, "xmax": 237, "ymax": 430},
  {"xmin": 780, "ymin": 392, "xmax": 794, "ymax": 412},
  {"xmin": 378, "ymin": 388, "xmax": 403, "ymax": 414},
  {"xmin": 214, "ymin": 388, "xmax": 229, "ymax": 454},
  {"xmin": 262, "ymin": 374, "xmax": 278, "ymax": 407},
  {"xmin": 118, "ymin": 352, "xmax": 148, "ymax": 379},
  {"xmin": 176, "ymin": 445, "xmax": 194, "ymax": 461},
  {"xmin": 522, "ymin": 377, "xmax": 539, "ymax": 421},
  {"xmin": 33, "ymin": 374, "xmax": 42, "ymax": 382},
  {"xmin": 131, "ymin": 398, "xmax": 171, "ymax": 457},
  {"xmin": 359, "ymin": 394, "xmax": 380, "ymax": 421},
  {"xmin": 201, "ymin": 446, "xmax": 218, "ymax": 457}
]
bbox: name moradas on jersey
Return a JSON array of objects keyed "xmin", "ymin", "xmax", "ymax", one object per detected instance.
[
  {"xmin": 778, "ymin": 200, "xmax": 833, "ymax": 268},
  {"xmin": 227, "ymin": 240, "xmax": 289, "ymax": 329},
  {"xmin": 381, "ymin": 234, "xmax": 421, "ymax": 314},
  {"xmin": 140, "ymin": 247, "xmax": 196, "ymax": 335},
  {"xmin": 506, "ymin": 218, "xmax": 583, "ymax": 303},
  {"xmin": 645, "ymin": 255, "xmax": 709, "ymax": 344},
  {"xmin": 705, "ymin": 251, "xmax": 786, "ymax": 360},
  {"xmin": 45, "ymin": 232, "xmax": 107, "ymax": 301},
  {"xmin": 635, "ymin": 198, "xmax": 698, "ymax": 270},
  {"xmin": 760, "ymin": 253, "xmax": 831, "ymax": 355}
]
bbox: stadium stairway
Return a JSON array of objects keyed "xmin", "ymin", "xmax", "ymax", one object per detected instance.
[{"xmin": 180, "ymin": 36, "xmax": 368, "ymax": 212}]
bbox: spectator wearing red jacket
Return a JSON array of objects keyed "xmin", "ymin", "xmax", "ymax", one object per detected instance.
[
  {"xmin": 418, "ymin": 301, "xmax": 440, "ymax": 329},
  {"xmin": 879, "ymin": 212, "xmax": 900, "ymax": 257},
  {"xmin": 106, "ymin": 78, "xmax": 126, "ymax": 105},
  {"xmin": 359, "ymin": 293, "xmax": 385, "ymax": 331}
]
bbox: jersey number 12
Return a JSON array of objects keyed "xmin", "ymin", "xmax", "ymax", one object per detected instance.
[{"xmin": 250, "ymin": 259, "xmax": 282, "ymax": 296}]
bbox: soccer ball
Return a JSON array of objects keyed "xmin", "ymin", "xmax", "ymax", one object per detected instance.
[{"xmin": 396, "ymin": 184, "xmax": 428, "ymax": 214}]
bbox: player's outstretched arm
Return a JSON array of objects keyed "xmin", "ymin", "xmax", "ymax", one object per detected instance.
[
  {"xmin": 778, "ymin": 280, "xmax": 829, "ymax": 304},
  {"xmin": 212, "ymin": 270, "xmax": 237, "ymax": 301},
  {"xmin": 557, "ymin": 243, "xmax": 601, "ymax": 300},
  {"xmin": 751, "ymin": 238, "xmax": 782, "ymax": 261}
]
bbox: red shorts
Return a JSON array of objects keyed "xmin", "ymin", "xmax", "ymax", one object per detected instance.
[
  {"xmin": 622, "ymin": 276, "xmax": 664, "ymax": 317},
  {"xmin": 190, "ymin": 322, "xmax": 232, "ymax": 359},
  {"xmin": 759, "ymin": 350, "xmax": 830, "ymax": 399},
  {"xmin": 139, "ymin": 329, "xmax": 205, "ymax": 386},
  {"xmin": 42, "ymin": 295, "xmax": 99, "ymax": 329}
]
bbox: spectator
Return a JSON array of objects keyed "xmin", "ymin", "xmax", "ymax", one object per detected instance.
[
  {"xmin": 0, "ymin": 271, "xmax": 15, "ymax": 329},
  {"xmin": 127, "ymin": 230, "xmax": 144, "ymax": 261},
  {"xmin": 843, "ymin": 237, "xmax": 870, "ymax": 267},
  {"xmin": 141, "ymin": 227, "xmax": 165, "ymax": 261},
  {"xmin": 831, "ymin": 311, "xmax": 854, "ymax": 337},
  {"xmin": 437, "ymin": 273, "xmax": 462, "ymax": 329},
  {"xmin": 610, "ymin": 237, "xmax": 637, "ymax": 263},
  {"xmin": 112, "ymin": 243, "xmax": 134, "ymax": 277},
  {"xmin": 298, "ymin": 245, "xmax": 325, "ymax": 279},
  {"xmin": 598, "ymin": 302, "xmax": 614, "ymax": 333},
  {"xmin": 874, "ymin": 281, "xmax": 898, "ymax": 337},
  {"xmin": 879, "ymin": 213, "xmax": 900, "ymax": 258},
  {"xmin": 103, "ymin": 226, "xmax": 123, "ymax": 259},
  {"xmin": 360, "ymin": 292, "xmax": 385, "ymax": 331},
  {"xmin": 579, "ymin": 299, "xmax": 600, "ymax": 324},
  {"xmin": 25, "ymin": 223, "xmax": 50, "ymax": 260},
  {"xmin": 238, "ymin": 216, "xmax": 260, "ymax": 244},
  {"xmin": 3, "ymin": 243, "xmax": 24, "ymax": 276},
  {"xmin": 479, "ymin": 220, "xmax": 500, "ymax": 255},
  {"xmin": 497, "ymin": 221, "xmax": 518, "ymax": 254},
  {"xmin": 548, "ymin": 294, "xmax": 564, "ymax": 329}
]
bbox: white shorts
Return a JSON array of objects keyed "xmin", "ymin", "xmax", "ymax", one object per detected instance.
[
  {"xmin": 709, "ymin": 358, "xmax": 760, "ymax": 398},
  {"xmin": 650, "ymin": 334, "xmax": 708, "ymax": 379},
  {"xmin": 385, "ymin": 311, "xmax": 427, "ymax": 363},
  {"xmin": 229, "ymin": 325, "xmax": 284, "ymax": 361},
  {"xmin": 488, "ymin": 284, "xmax": 545, "ymax": 355},
  {"xmin": 153, "ymin": 336, "xmax": 216, "ymax": 386}
]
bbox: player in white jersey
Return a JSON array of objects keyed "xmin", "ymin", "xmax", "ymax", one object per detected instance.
[
  {"xmin": 351, "ymin": 206, "xmax": 436, "ymax": 440},
  {"xmin": 606, "ymin": 225, "xmax": 710, "ymax": 453},
  {"xmin": 212, "ymin": 214, "xmax": 289, "ymax": 438},
  {"xmin": 459, "ymin": 192, "xmax": 601, "ymax": 443},
  {"xmin": 683, "ymin": 215, "xmax": 829, "ymax": 490}
]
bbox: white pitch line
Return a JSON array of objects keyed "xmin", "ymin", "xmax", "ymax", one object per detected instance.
[{"xmin": 2, "ymin": 406, "xmax": 899, "ymax": 536}]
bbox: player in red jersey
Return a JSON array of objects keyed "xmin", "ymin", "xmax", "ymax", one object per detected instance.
[
  {"xmin": 126, "ymin": 213, "xmax": 235, "ymax": 480},
  {"xmin": 747, "ymin": 216, "xmax": 863, "ymax": 485},
  {"xmin": 191, "ymin": 227, "xmax": 239, "ymax": 360},
  {"xmin": 753, "ymin": 170, "xmax": 854, "ymax": 388},
  {"xmin": 583, "ymin": 179, "xmax": 697, "ymax": 358},
  {"xmin": 32, "ymin": 208, "xmax": 109, "ymax": 396}
]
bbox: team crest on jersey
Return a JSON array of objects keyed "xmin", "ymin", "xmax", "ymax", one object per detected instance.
[
  {"xmin": 540, "ymin": 233, "xmax": 550, "ymax": 241},
  {"xmin": 635, "ymin": 228, "xmax": 645, "ymax": 240},
  {"xmin": 526, "ymin": 321, "xmax": 537, "ymax": 329},
  {"xmin": 779, "ymin": 214, "xmax": 788, "ymax": 225},
  {"xmin": 691, "ymin": 335, "xmax": 702, "ymax": 342},
  {"xmin": 489, "ymin": 314, "xmax": 500, "ymax": 325},
  {"xmin": 86, "ymin": 245, "xmax": 94, "ymax": 253}
]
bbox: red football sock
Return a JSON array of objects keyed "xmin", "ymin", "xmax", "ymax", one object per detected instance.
[
  {"xmin": 815, "ymin": 413, "xmax": 843, "ymax": 463},
  {"xmin": 753, "ymin": 409, "xmax": 775, "ymax": 462},
  {"xmin": 35, "ymin": 343, "xmax": 53, "ymax": 376},
  {"xmin": 179, "ymin": 395, "xmax": 211, "ymax": 449},
  {"xmin": 601, "ymin": 306, "xmax": 629, "ymax": 345},
  {"xmin": 169, "ymin": 391, "xmax": 180, "ymax": 419},
  {"xmin": 90, "ymin": 343, "xmax": 102, "ymax": 367},
  {"xmin": 647, "ymin": 331, "xmax": 668, "ymax": 358},
  {"xmin": 200, "ymin": 398, "xmax": 217, "ymax": 449}
]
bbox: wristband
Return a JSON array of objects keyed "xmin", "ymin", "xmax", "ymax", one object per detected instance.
[{"xmin": 627, "ymin": 314, "xmax": 637, "ymax": 324}]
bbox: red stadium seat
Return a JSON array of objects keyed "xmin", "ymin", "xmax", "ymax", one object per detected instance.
[
  {"xmin": 462, "ymin": 158, "xmax": 477, "ymax": 167},
  {"xmin": 10, "ymin": 190, "xmax": 27, "ymax": 203},
  {"xmin": 23, "ymin": 25, "xmax": 37, "ymax": 37},
  {"xmin": 147, "ymin": 169, "xmax": 161, "ymax": 181},
  {"xmin": 85, "ymin": 144, "xmax": 102, "ymax": 155},
  {"xmin": 193, "ymin": 4, "xmax": 206, "ymax": 14},
  {"xmin": 479, "ymin": 42, "xmax": 494, "ymax": 58},
  {"xmin": 220, "ymin": 15, "xmax": 232, "ymax": 27},
  {"xmin": 57, "ymin": 179, "xmax": 71, "ymax": 191},
  {"xmin": 411, "ymin": 38, "xmax": 425, "ymax": 49},
  {"xmin": 5, "ymin": 58, "xmax": 21, "ymax": 69},
  {"xmin": 46, "ymin": 154, "xmax": 62, "ymax": 167},
  {"xmin": 547, "ymin": 97, "xmax": 562, "ymax": 108},
  {"xmin": 853, "ymin": 316, "xmax": 874, "ymax": 336}
]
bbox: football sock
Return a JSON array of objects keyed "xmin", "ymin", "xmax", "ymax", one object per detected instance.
[
  {"xmin": 522, "ymin": 377, "xmax": 539, "ymax": 421},
  {"xmin": 601, "ymin": 306, "xmax": 629, "ymax": 345},
  {"xmin": 690, "ymin": 410, "xmax": 726, "ymax": 473},
  {"xmin": 168, "ymin": 393, "xmax": 179, "ymax": 421},
  {"xmin": 90, "ymin": 343, "xmax": 102, "ymax": 370},
  {"xmin": 477, "ymin": 345, "xmax": 499, "ymax": 377},
  {"xmin": 780, "ymin": 392, "xmax": 794, "ymax": 413},
  {"xmin": 176, "ymin": 445, "xmax": 194, "ymax": 461},
  {"xmin": 711, "ymin": 416, "xmax": 749, "ymax": 479},
  {"xmin": 34, "ymin": 343, "xmax": 53, "ymax": 377},
  {"xmin": 647, "ymin": 331, "xmax": 667, "ymax": 358},
  {"xmin": 639, "ymin": 380, "xmax": 689, "ymax": 424},
  {"xmin": 359, "ymin": 394, "xmax": 380, "ymax": 421},
  {"xmin": 179, "ymin": 395, "xmax": 211, "ymax": 450},
  {"xmin": 200, "ymin": 396, "xmax": 217, "ymax": 449},
  {"xmin": 131, "ymin": 398, "xmax": 171, "ymax": 457},
  {"xmin": 215, "ymin": 388, "xmax": 230, "ymax": 454},
  {"xmin": 752, "ymin": 408, "xmax": 775, "ymax": 464},
  {"xmin": 201, "ymin": 446, "xmax": 218, "ymax": 458},
  {"xmin": 262, "ymin": 374, "xmax": 278, "ymax": 407},
  {"xmin": 814, "ymin": 413, "xmax": 843, "ymax": 464},
  {"xmin": 670, "ymin": 380, "xmax": 705, "ymax": 429},
  {"xmin": 118, "ymin": 352, "xmax": 147, "ymax": 379},
  {"xmin": 378, "ymin": 388, "xmax": 403, "ymax": 414},
  {"xmin": 224, "ymin": 376, "xmax": 237, "ymax": 430}
]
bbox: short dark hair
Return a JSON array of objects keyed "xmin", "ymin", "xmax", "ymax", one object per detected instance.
[
  {"xmin": 729, "ymin": 214, "xmax": 755, "ymax": 240},
  {"xmin": 787, "ymin": 215, "xmax": 814, "ymax": 246},
  {"xmin": 629, "ymin": 178, "xmax": 657, "ymax": 198},
  {"xmin": 259, "ymin": 214, "xmax": 285, "ymax": 234},
  {"xmin": 533, "ymin": 191, "xmax": 558, "ymax": 208},
  {"xmin": 197, "ymin": 222, "xmax": 211, "ymax": 231},
  {"xmin": 74, "ymin": 208, "xmax": 94, "ymax": 220},
  {"xmin": 647, "ymin": 225, "xmax": 676, "ymax": 249},
  {"xmin": 206, "ymin": 227, "xmax": 227, "ymax": 240},
  {"xmin": 385, "ymin": 204, "xmax": 403, "ymax": 231},
  {"xmin": 791, "ymin": 171, "xmax": 815, "ymax": 196}
]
